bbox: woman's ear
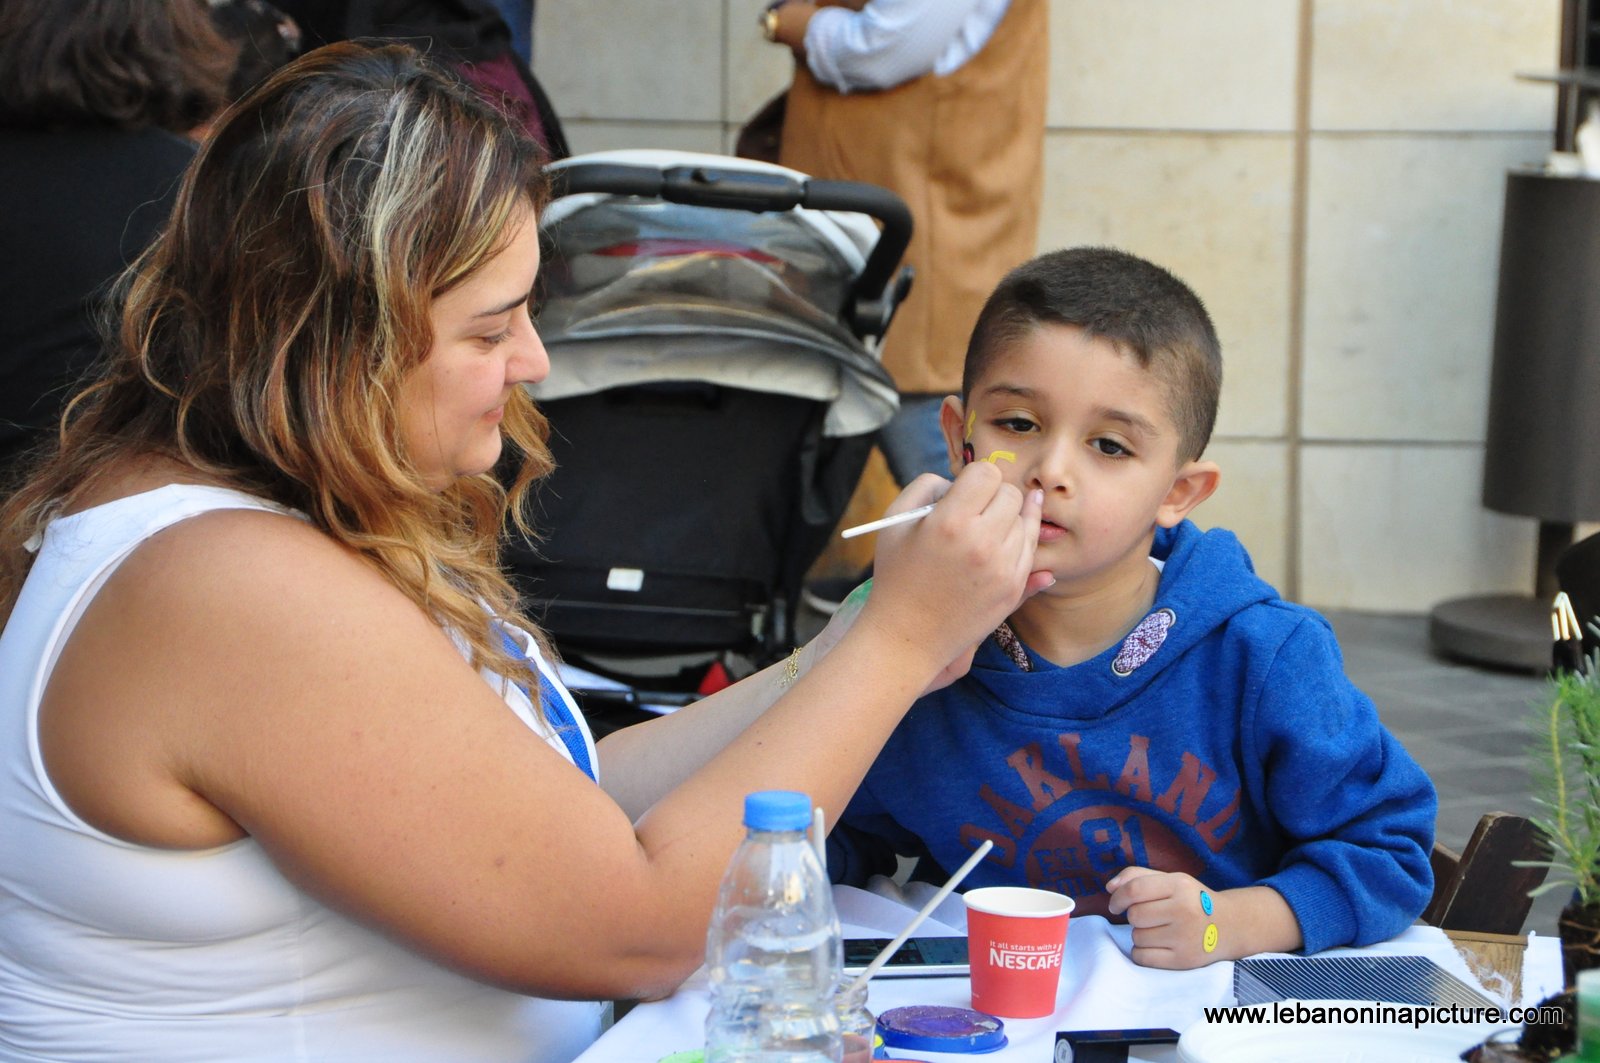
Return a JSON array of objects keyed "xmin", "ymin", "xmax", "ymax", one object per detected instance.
[
  {"xmin": 1155, "ymin": 460, "xmax": 1221, "ymax": 528},
  {"xmin": 938, "ymin": 396, "xmax": 968, "ymax": 477}
]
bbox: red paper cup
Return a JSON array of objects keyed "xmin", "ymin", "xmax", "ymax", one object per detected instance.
[{"xmin": 963, "ymin": 886, "xmax": 1074, "ymax": 1019}]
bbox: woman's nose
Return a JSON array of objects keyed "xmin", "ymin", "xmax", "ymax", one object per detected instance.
[{"xmin": 509, "ymin": 312, "xmax": 550, "ymax": 387}]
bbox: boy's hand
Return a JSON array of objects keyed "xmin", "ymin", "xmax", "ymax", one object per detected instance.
[
  {"xmin": 1106, "ymin": 868, "xmax": 1302, "ymax": 970},
  {"xmin": 1106, "ymin": 867, "xmax": 1218, "ymax": 969}
]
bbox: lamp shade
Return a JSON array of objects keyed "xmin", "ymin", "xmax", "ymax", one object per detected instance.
[{"xmin": 1482, "ymin": 169, "xmax": 1600, "ymax": 522}]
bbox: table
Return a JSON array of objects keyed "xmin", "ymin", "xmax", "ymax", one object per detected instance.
[
  {"xmin": 573, "ymin": 884, "xmax": 1565, "ymax": 1063},
  {"xmin": 1446, "ymin": 929, "xmax": 1541, "ymax": 1007}
]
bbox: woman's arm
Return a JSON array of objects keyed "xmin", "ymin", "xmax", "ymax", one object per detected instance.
[
  {"xmin": 597, "ymin": 649, "xmax": 805, "ymax": 823},
  {"xmin": 44, "ymin": 463, "xmax": 1039, "ymax": 1002},
  {"xmin": 597, "ymin": 544, "xmax": 869, "ymax": 821},
  {"xmin": 599, "ymin": 470, "xmax": 1052, "ymax": 821}
]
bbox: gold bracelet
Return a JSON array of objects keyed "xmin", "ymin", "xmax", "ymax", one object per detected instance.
[{"xmin": 778, "ymin": 645, "xmax": 803, "ymax": 689}]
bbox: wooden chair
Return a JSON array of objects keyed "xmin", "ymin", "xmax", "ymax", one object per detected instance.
[{"xmin": 1422, "ymin": 811, "xmax": 1551, "ymax": 935}]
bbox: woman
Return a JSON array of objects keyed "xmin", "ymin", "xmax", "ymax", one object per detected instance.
[{"xmin": 0, "ymin": 43, "xmax": 1045, "ymax": 1062}]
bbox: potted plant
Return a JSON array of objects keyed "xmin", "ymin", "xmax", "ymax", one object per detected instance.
[{"xmin": 1526, "ymin": 653, "xmax": 1600, "ymax": 988}]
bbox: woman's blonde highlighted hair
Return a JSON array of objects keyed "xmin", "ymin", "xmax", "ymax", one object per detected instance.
[{"xmin": 0, "ymin": 42, "xmax": 555, "ymax": 693}]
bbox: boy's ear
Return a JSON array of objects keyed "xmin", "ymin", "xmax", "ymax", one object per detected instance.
[
  {"xmin": 937, "ymin": 395, "xmax": 967, "ymax": 477},
  {"xmin": 1155, "ymin": 460, "xmax": 1221, "ymax": 528}
]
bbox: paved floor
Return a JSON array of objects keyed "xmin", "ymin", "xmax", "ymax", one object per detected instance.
[{"xmin": 1321, "ymin": 609, "xmax": 1562, "ymax": 937}]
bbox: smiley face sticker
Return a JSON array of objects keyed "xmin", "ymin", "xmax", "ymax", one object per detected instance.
[{"xmin": 1202, "ymin": 924, "xmax": 1219, "ymax": 953}]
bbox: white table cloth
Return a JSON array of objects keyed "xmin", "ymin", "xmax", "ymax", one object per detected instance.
[{"xmin": 572, "ymin": 881, "xmax": 1564, "ymax": 1062}]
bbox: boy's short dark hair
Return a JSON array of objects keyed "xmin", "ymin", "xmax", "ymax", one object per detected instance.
[{"xmin": 963, "ymin": 247, "xmax": 1223, "ymax": 461}]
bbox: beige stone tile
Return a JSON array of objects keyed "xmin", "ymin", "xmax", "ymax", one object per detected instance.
[
  {"xmin": 1311, "ymin": 0, "xmax": 1559, "ymax": 131},
  {"xmin": 560, "ymin": 121, "xmax": 727, "ymax": 158},
  {"xmin": 1301, "ymin": 133, "xmax": 1548, "ymax": 442},
  {"xmin": 1041, "ymin": 132, "xmax": 1295, "ymax": 438},
  {"xmin": 1049, "ymin": 0, "xmax": 1298, "ymax": 131},
  {"xmin": 1190, "ymin": 439, "xmax": 1290, "ymax": 593},
  {"xmin": 725, "ymin": 0, "xmax": 796, "ymax": 126},
  {"xmin": 1299, "ymin": 443, "xmax": 1536, "ymax": 611},
  {"xmin": 534, "ymin": 0, "xmax": 723, "ymax": 122}
]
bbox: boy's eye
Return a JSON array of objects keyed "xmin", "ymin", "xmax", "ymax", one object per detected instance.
[
  {"xmin": 993, "ymin": 416, "xmax": 1037, "ymax": 433},
  {"xmin": 1092, "ymin": 437, "xmax": 1131, "ymax": 457},
  {"xmin": 481, "ymin": 326, "xmax": 513, "ymax": 345}
]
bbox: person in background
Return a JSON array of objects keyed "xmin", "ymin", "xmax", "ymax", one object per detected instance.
[
  {"xmin": 271, "ymin": 0, "xmax": 567, "ymax": 159},
  {"xmin": 484, "ymin": 0, "xmax": 535, "ymax": 64},
  {"xmin": 827, "ymin": 247, "xmax": 1437, "ymax": 969},
  {"xmin": 0, "ymin": 42, "xmax": 1049, "ymax": 1061},
  {"xmin": 0, "ymin": 0, "xmax": 234, "ymax": 490},
  {"xmin": 207, "ymin": 0, "xmax": 306, "ymax": 102},
  {"xmin": 761, "ymin": 0, "xmax": 1048, "ymax": 608}
]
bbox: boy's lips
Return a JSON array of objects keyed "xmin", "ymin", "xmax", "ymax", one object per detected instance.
[{"xmin": 1038, "ymin": 519, "xmax": 1067, "ymax": 543}]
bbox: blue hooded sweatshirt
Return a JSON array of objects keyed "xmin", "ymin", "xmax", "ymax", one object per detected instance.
[{"xmin": 829, "ymin": 520, "xmax": 1437, "ymax": 955}]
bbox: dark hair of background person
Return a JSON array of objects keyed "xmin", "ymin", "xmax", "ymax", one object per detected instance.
[
  {"xmin": 0, "ymin": 0, "xmax": 234, "ymax": 491},
  {"xmin": 208, "ymin": 0, "xmax": 306, "ymax": 102},
  {"xmin": 270, "ymin": 0, "xmax": 568, "ymax": 159},
  {"xmin": 0, "ymin": 0, "xmax": 235, "ymax": 132}
]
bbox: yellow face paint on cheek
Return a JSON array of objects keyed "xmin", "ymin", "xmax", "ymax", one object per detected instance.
[{"xmin": 962, "ymin": 412, "xmax": 1013, "ymax": 465}]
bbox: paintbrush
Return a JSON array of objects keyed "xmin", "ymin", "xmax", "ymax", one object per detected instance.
[
  {"xmin": 839, "ymin": 503, "xmax": 936, "ymax": 540},
  {"xmin": 848, "ymin": 838, "xmax": 994, "ymax": 992}
]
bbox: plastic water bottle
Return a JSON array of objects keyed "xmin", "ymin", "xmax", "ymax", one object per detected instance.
[{"xmin": 705, "ymin": 790, "xmax": 843, "ymax": 1063}]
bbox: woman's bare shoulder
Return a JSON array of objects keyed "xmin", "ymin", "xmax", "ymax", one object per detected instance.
[
  {"xmin": 39, "ymin": 473, "xmax": 467, "ymax": 850},
  {"xmin": 119, "ymin": 498, "xmax": 429, "ymax": 643},
  {"xmin": 59, "ymin": 459, "xmax": 390, "ymax": 608},
  {"xmin": 58, "ymin": 455, "xmax": 233, "ymax": 515},
  {"xmin": 42, "ymin": 457, "xmax": 442, "ymax": 680}
]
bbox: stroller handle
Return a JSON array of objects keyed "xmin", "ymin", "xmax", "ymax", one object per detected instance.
[{"xmin": 549, "ymin": 162, "xmax": 914, "ymax": 340}]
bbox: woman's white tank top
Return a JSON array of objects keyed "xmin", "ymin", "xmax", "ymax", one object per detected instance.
[{"xmin": 0, "ymin": 485, "xmax": 603, "ymax": 1062}]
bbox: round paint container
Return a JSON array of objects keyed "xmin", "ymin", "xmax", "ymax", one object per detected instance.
[{"xmin": 876, "ymin": 1005, "xmax": 1007, "ymax": 1054}]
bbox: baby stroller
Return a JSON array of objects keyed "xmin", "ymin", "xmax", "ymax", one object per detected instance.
[{"xmin": 503, "ymin": 150, "xmax": 913, "ymax": 720}]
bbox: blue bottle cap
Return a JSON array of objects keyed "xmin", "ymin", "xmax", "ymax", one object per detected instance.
[
  {"xmin": 742, "ymin": 790, "xmax": 812, "ymax": 831},
  {"xmin": 876, "ymin": 1005, "xmax": 1007, "ymax": 1054}
]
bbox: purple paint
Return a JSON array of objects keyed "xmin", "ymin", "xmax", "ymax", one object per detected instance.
[{"xmin": 877, "ymin": 1005, "xmax": 1007, "ymax": 1054}]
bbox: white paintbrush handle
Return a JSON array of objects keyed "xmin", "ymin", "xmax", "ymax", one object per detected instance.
[
  {"xmin": 839, "ymin": 503, "xmax": 936, "ymax": 540},
  {"xmin": 849, "ymin": 838, "xmax": 994, "ymax": 991}
]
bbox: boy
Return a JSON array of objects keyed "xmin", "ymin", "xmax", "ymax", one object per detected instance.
[{"xmin": 828, "ymin": 247, "xmax": 1437, "ymax": 969}]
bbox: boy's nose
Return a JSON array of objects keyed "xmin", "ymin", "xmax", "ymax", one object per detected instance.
[{"xmin": 1028, "ymin": 441, "xmax": 1076, "ymax": 496}]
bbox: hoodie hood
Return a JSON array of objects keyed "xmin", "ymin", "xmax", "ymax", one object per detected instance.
[{"xmin": 965, "ymin": 520, "xmax": 1281, "ymax": 720}]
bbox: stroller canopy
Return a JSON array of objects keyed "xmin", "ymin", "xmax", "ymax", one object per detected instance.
[{"xmin": 529, "ymin": 150, "xmax": 899, "ymax": 439}]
